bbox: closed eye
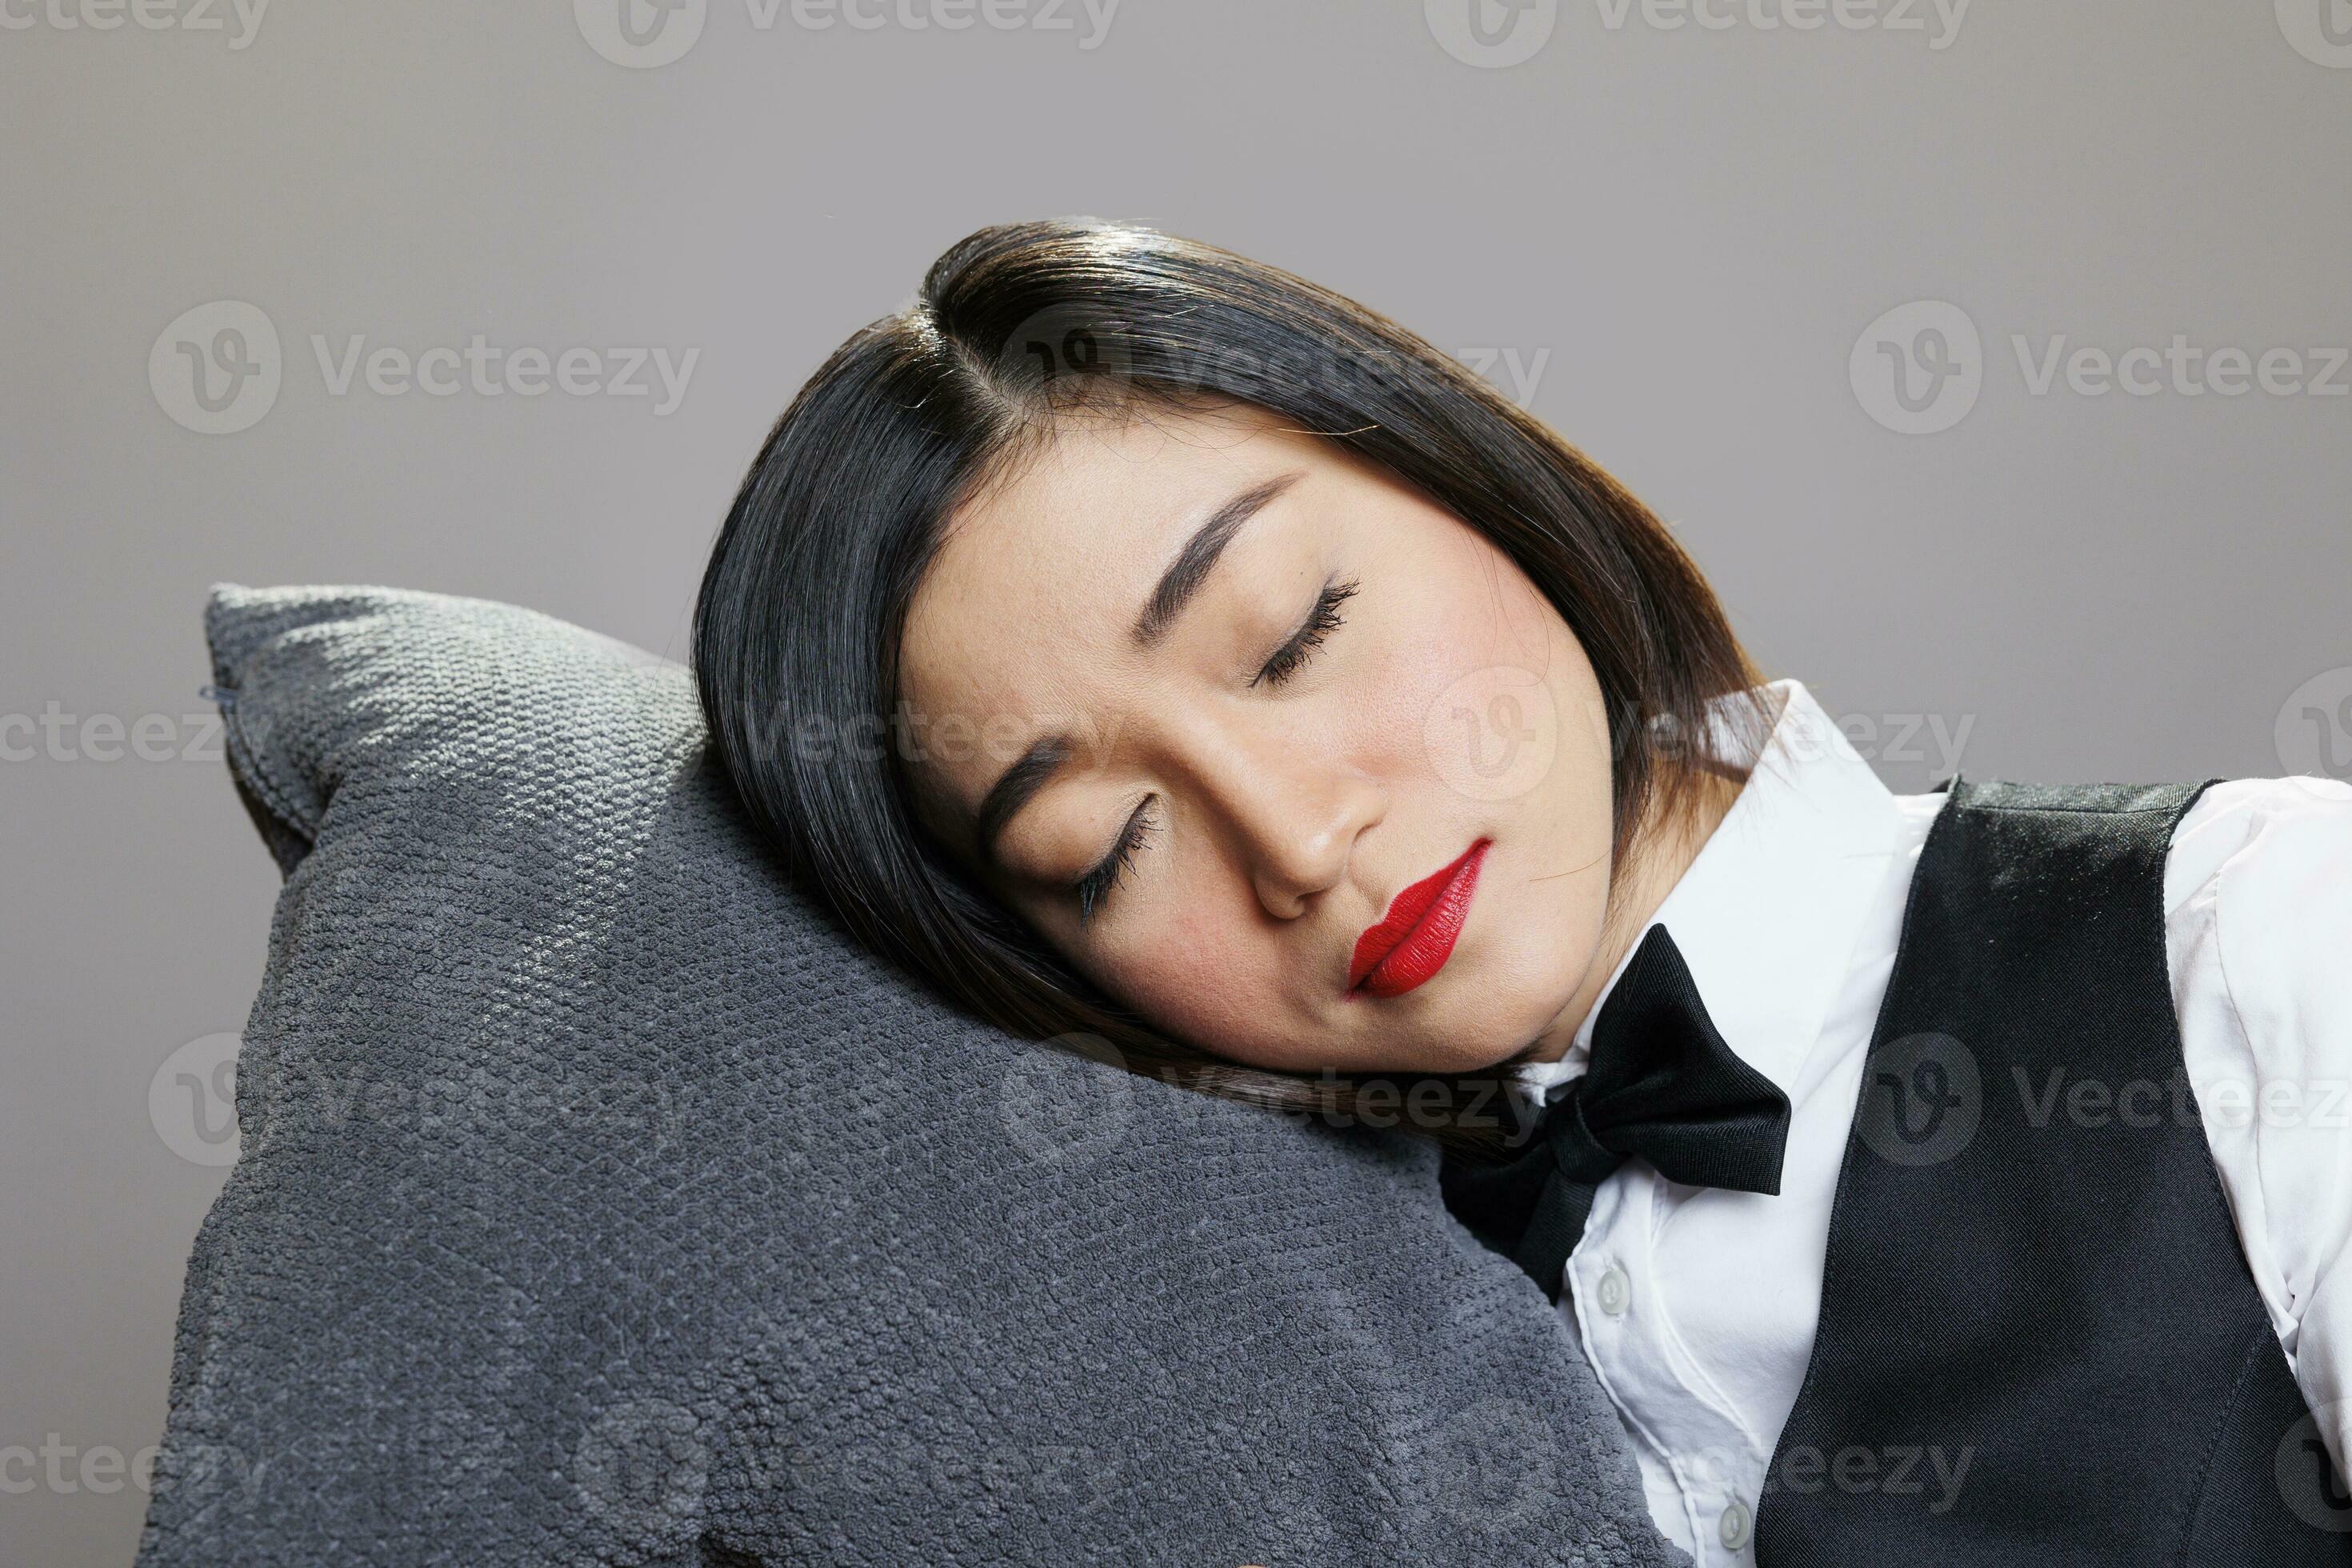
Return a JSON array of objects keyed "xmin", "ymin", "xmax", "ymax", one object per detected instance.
[
  {"xmin": 1072, "ymin": 794, "xmax": 1158, "ymax": 926},
  {"xmin": 1251, "ymin": 575, "xmax": 1358, "ymax": 689}
]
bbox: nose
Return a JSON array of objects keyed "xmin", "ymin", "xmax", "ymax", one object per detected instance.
[{"xmin": 1185, "ymin": 719, "xmax": 1386, "ymax": 921}]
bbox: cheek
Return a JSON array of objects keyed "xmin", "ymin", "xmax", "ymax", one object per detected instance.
[
  {"xmin": 1346, "ymin": 591, "xmax": 1545, "ymax": 789},
  {"xmin": 1087, "ymin": 902, "xmax": 1310, "ymax": 1070}
]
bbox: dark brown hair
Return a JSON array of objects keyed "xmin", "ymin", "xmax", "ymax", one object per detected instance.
[{"xmin": 694, "ymin": 217, "xmax": 1768, "ymax": 1155}]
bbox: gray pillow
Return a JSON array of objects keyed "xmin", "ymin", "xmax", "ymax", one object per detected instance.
[{"xmin": 135, "ymin": 582, "xmax": 1686, "ymax": 1567}]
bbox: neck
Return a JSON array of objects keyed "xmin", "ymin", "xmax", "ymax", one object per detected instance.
[{"xmin": 1516, "ymin": 761, "xmax": 1745, "ymax": 1066}]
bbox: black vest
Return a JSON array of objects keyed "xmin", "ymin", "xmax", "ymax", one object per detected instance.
[{"xmin": 1754, "ymin": 777, "xmax": 2352, "ymax": 1563}]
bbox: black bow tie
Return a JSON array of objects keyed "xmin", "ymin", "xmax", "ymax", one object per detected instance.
[{"xmin": 1439, "ymin": 922, "xmax": 1793, "ymax": 1303}]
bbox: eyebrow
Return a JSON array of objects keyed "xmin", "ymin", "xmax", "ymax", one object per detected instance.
[{"xmin": 970, "ymin": 469, "xmax": 1306, "ymax": 870}]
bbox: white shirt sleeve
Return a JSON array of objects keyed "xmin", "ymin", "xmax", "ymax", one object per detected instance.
[{"xmin": 2167, "ymin": 774, "xmax": 2352, "ymax": 1478}]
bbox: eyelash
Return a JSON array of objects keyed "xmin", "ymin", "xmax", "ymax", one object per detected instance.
[
  {"xmin": 1251, "ymin": 575, "xmax": 1358, "ymax": 690},
  {"xmin": 1069, "ymin": 575, "xmax": 1358, "ymax": 925},
  {"xmin": 1073, "ymin": 800, "xmax": 1158, "ymax": 926}
]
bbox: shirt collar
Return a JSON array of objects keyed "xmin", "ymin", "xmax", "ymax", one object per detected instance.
[{"xmin": 1514, "ymin": 678, "xmax": 1904, "ymax": 1103}]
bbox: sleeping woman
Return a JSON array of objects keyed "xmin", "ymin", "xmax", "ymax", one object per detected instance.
[{"xmin": 692, "ymin": 217, "xmax": 2352, "ymax": 1565}]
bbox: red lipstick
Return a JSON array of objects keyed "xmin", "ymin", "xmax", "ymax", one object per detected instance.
[{"xmin": 1347, "ymin": 837, "xmax": 1492, "ymax": 1000}]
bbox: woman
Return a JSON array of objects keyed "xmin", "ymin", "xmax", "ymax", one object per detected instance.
[{"xmin": 694, "ymin": 218, "xmax": 2352, "ymax": 1564}]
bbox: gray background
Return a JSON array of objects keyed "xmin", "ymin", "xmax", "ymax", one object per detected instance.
[{"xmin": 5, "ymin": 2, "xmax": 2346, "ymax": 1562}]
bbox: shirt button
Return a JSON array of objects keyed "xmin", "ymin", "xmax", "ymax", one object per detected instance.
[
  {"xmin": 1595, "ymin": 1265, "xmax": 1630, "ymax": 1317},
  {"xmin": 1718, "ymin": 1498, "xmax": 1752, "ymax": 1550}
]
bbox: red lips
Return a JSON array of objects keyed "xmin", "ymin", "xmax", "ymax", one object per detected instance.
[{"xmin": 1347, "ymin": 837, "xmax": 1492, "ymax": 1000}]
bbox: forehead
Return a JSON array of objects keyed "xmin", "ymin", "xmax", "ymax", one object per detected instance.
[
  {"xmin": 901, "ymin": 403, "xmax": 1317, "ymax": 704},
  {"xmin": 928, "ymin": 402, "xmax": 1307, "ymax": 612}
]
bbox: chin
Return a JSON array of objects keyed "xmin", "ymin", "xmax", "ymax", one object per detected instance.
[{"xmin": 1399, "ymin": 1010, "xmax": 1547, "ymax": 1077}]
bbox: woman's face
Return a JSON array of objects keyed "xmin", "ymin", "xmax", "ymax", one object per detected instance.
[{"xmin": 895, "ymin": 400, "xmax": 1621, "ymax": 1076}]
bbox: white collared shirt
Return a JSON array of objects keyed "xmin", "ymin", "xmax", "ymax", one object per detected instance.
[{"xmin": 1513, "ymin": 678, "xmax": 2352, "ymax": 1564}]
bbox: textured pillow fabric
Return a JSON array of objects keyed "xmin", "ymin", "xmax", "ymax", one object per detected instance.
[{"xmin": 136, "ymin": 583, "xmax": 1686, "ymax": 1567}]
